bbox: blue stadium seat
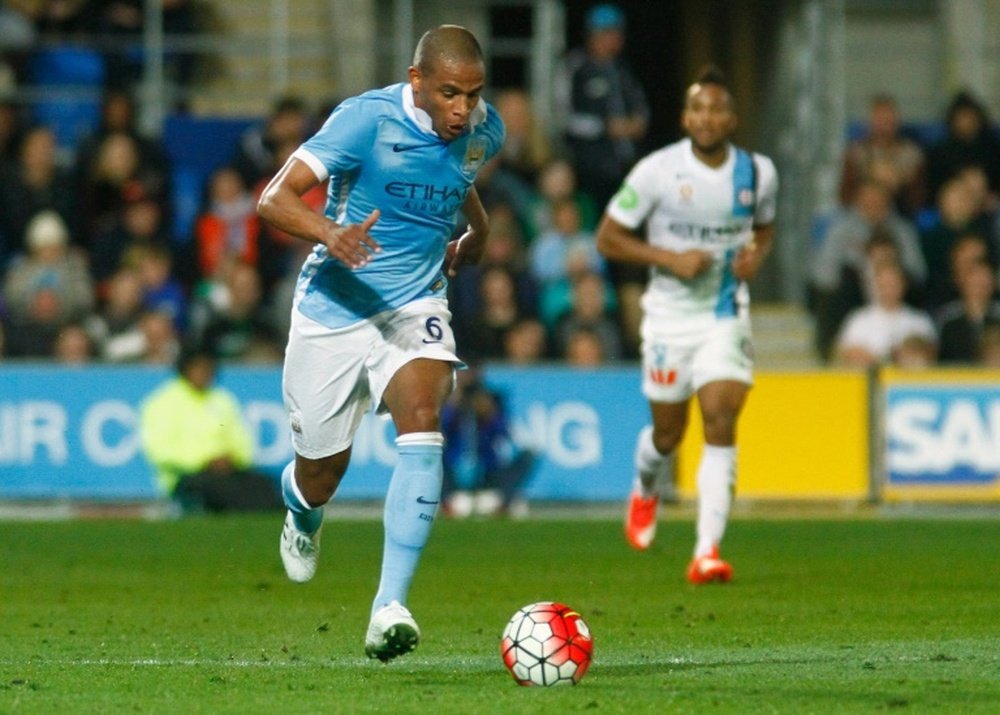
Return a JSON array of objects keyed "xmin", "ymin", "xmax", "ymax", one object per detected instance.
[
  {"xmin": 162, "ymin": 114, "xmax": 256, "ymax": 241},
  {"xmin": 29, "ymin": 46, "xmax": 106, "ymax": 152}
]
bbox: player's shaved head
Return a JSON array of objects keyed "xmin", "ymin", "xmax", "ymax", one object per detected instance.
[{"xmin": 413, "ymin": 25, "xmax": 484, "ymax": 75}]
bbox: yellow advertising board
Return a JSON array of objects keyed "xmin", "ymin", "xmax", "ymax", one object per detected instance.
[{"xmin": 677, "ymin": 372, "xmax": 870, "ymax": 500}]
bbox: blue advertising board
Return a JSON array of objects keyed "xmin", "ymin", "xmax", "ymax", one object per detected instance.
[
  {"xmin": 885, "ymin": 380, "xmax": 1000, "ymax": 495},
  {"xmin": 0, "ymin": 364, "xmax": 647, "ymax": 502}
]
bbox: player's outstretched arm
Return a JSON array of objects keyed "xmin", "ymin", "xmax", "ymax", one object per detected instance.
[
  {"xmin": 258, "ymin": 157, "xmax": 381, "ymax": 269},
  {"xmin": 445, "ymin": 186, "xmax": 489, "ymax": 277},
  {"xmin": 596, "ymin": 214, "xmax": 712, "ymax": 280}
]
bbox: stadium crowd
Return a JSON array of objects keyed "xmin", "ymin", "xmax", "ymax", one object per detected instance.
[
  {"xmin": 1, "ymin": 3, "xmax": 1000, "ymax": 369},
  {"xmin": 812, "ymin": 91, "xmax": 1000, "ymax": 368}
]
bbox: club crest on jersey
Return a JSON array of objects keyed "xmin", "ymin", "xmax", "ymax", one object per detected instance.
[
  {"xmin": 679, "ymin": 184, "xmax": 694, "ymax": 204},
  {"xmin": 648, "ymin": 344, "xmax": 677, "ymax": 384},
  {"xmin": 614, "ymin": 184, "xmax": 638, "ymax": 209},
  {"xmin": 738, "ymin": 189, "xmax": 755, "ymax": 207},
  {"xmin": 463, "ymin": 138, "xmax": 487, "ymax": 173}
]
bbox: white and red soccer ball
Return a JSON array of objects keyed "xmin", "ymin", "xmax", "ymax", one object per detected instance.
[{"xmin": 500, "ymin": 601, "xmax": 593, "ymax": 686}]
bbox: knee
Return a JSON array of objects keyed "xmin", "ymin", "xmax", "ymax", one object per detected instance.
[
  {"xmin": 651, "ymin": 425, "xmax": 684, "ymax": 455},
  {"xmin": 295, "ymin": 457, "xmax": 346, "ymax": 505},
  {"xmin": 701, "ymin": 411, "xmax": 738, "ymax": 445},
  {"xmin": 397, "ymin": 403, "xmax": 443, "ymax": 434}
]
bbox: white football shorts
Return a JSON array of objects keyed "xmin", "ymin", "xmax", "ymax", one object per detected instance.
[
  {"xmin": 640, "ymin": 313, "xmax": 754, "ymax": 403},
  {"xmin": 282, "ymin": 297, "xmax": 460, "ymax": 459}
]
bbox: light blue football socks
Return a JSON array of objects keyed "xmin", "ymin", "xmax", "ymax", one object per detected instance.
[
  {"xmin": 371, "ymin": 432, "xmax": 444, "ymax": 617},
  {"xmin": 281, "ymin": 461, "xmax": 324, "ymax": 534}
]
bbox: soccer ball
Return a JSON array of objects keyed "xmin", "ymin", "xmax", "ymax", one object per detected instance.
[{"xmin": 500, "ymin": 601, "xmax": 593, "ymax": 686}]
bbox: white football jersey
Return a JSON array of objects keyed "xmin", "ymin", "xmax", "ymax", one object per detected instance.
[{"xmin": 606, "ymin": 138, "xmax": 778, "ymax": 319}]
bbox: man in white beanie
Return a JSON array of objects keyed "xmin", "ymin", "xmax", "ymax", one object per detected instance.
[{"xmin": 2, "ymin": 210, "xmax": 94, "ymax": 356}]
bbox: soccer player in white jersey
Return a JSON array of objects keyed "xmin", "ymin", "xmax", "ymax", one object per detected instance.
[
  {"xmin": 596, "ymin": 66, "xmax": 778, "ymax": 584},
  {"xmin": 257, "ymin": 25, "xmax": 505, "ymax": 659}
]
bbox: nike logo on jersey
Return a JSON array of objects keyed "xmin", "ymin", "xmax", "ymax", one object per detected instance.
[
  {"xmin": 416, "ymin": 496, "xmax": 440, "ymax": 505},
  {"xmin": 393, "ymin": 142, "xmax": 436, "ymax": 152}
]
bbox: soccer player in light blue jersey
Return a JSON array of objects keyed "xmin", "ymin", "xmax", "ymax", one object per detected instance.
[
  {"xmin": 257, "ymin": 25, "xmax": 504, "ymax": 662},
  {"xmin": 597, "ymin": 66, "xmax": 778, "ymax": 584}
]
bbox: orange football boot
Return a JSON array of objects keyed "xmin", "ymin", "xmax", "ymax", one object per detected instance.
[
  {"xmin": 687, "ymin": 545, "xmax": 733, "ymax": 584},
  {"xmin": 624, "ymin": 492, "xmax": 658, "ymax": 550}
]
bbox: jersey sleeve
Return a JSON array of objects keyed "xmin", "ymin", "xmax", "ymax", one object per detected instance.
[
  {"xmin": 753, "ymin": 154, "xmax": 779, "ymax": 226},
  {"xmin": 295, "ymin": 97, "xmax": 378, "ymax": 182},
  {"xmin": 605, "ymin": 155, "xmax": 659, "ymax": 230},
  {"xmin": 480, "ymin": 102, "xmax": 507, "ymax": 162}
]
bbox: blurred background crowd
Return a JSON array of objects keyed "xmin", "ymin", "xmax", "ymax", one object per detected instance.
[{"xmin": 1, "ymin": 0, "xmax": 999, "ymax": 370}]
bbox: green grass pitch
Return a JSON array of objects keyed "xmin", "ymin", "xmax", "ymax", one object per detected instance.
[{"xmin": 1, "ymin": 512, "xmax": 998, "ymax": 713}]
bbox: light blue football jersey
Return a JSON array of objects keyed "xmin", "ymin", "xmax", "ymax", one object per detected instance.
[{"xmin": 291, "ymin": 82, "xmax": 505, "ymax": 329}]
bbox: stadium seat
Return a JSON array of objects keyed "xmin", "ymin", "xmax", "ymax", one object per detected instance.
[
  {"xmin": 162, "ymin": 115, "xmax": 256, "ymax": 241},
  {"xmin": 28, "ymin": 46, "xmax": 105, "ymax": 153}
]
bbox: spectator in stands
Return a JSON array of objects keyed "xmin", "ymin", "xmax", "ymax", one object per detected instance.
[
  {"xmin": 948, "ymin": 233, "xmax": 993, "ymax": 291},
  {"xmin": 552, "ymin": 269, "xmax": 622, "ymax": 361},
  {"xmin": 892, "ymin": 333, "xmax": 937, "ymax": 369},
  {"xmin": 834, "ymin": 261, "xmax": 936, "ymax": 368},
  {"xmin": 935, "ymin": 259, "xmax": 1000, "ymax": 364},
  {"xmin": 53, "ymin": 323, "xmax": 94, "ymax": 364},
  {"xmin": 30, "ymin": 0, "xmax": 90, "ymax": 34},
  {"xmin": 527, "ymin": 157, "xmax": 599, "ymax": 240},
  {"xmin": 139, "ymin": 345, "xmax": 282, "ymax": 514},
  {"xmin": 88, "ymin": 183, "xmax": 171, "ymax": 290},
  {"xmin": 73, "ymin": 87, "xmax": 170, "ymax": 192},
  {"xmin": 78, "ymin": 131, "xmax": 168, "ymax": 242},
  {"xmin": 502, "ymin": 318, "xmax": 549, "ymax": 364},
  {"xmin": 194, "ymin": 166, "xmax": 259, "ymax": 281},
  {"xmin": 1, "ymin": 211, "xmax": 94, "ymax": 357},
  {"xmin": 813, "ymin": 226, "xmax": 922, "ymax": 361},
  {"xmin": 137, "ymin": 309, "xmax": 179, "ymax": 365},
  {"xmin": 530, "ymin": 197, "xmax": 604, "ymax": 281},
  {"xmin": 563, "ymin": 325, "xmax": 606, "ymax": 367},
  {"xmin": 557, "ymin": 2, "xmax": 648, "ymax": 211},
  {"xmin": 919, "ymin": 171, "xmax": 996, "ymax": 310},
  {"xmin": 471, "ymin": 91, "xmax": 551, "ymax": 241},
  {"xmin": 441, "ymin": 367, "xmax": 535, "ymax": 519},
  {"xmin": 0, "ymin": 99, "xmax": 26, "ymax": 169},
  {"xmin": 232, "ymin": 95, "xmax": 311, "ymax": 189},
  {"xmin": 810, "ymin": 180, "xmax": 926, "ymax": 359},
  {"xmin": 925, "ymin": 90, "xmax": 1000, "ymax": 207},
  {"xmin": 129, "ymin": 241, "xmax": 187, "ymax": 332},
  {"xmin": 188, "ymin": 261, "xmax": 278, "ymax": 361},
  {"xmin": 557, "ymin": 3, "xmax": 649, "ymax": 339},
  {"xmin": 980, "ymin": 323, "xmax": 1000, "ymax": 368},
  {"xmin": 450, "ymin": 205, "xmax": 538, "ymax": 353},
  {"xmin": 457, "ymin": 266, "xmax": 526, "ymax": 362},
  {"xmin": 85, "ymin": 266, "xmax": 147, "ymax": 362},
  {"xmin": 529, "ymin": 157, "xmax": 634, "ymax": 350},
  {"xmin": 492, "ymin": 88, "xmax": 552, "ymax": 190},
  {"xmin": 530, "ymin": 197, "xmax": 610, "ymax": 328},
  {"xmin": 0, "ymin": 2, "xmax": 35, "ymax": 77},
  {"xmin": 0, "ymin": 126, "xmax": 77, "ymax": 264},
  {"xmin": 840, "ymin": 93, "xmax": 926, "ymax": 218}
]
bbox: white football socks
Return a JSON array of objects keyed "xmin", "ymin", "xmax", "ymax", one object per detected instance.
[
  {"xmin": 632, "ymin": 425, "xmax": 675, "ymax": 498},
  {"xmin": 694, "ymin": 444, "xmax": 736, "ymax": 558}
]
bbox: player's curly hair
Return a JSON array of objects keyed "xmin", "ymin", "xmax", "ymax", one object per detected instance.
[
  {"xmin": 686, "ymin": 63, "xmax": 734, "ymax": 109},
  {"xmin": 692, "ymin": 64, "xmax": 729, "ymax": 91}
]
